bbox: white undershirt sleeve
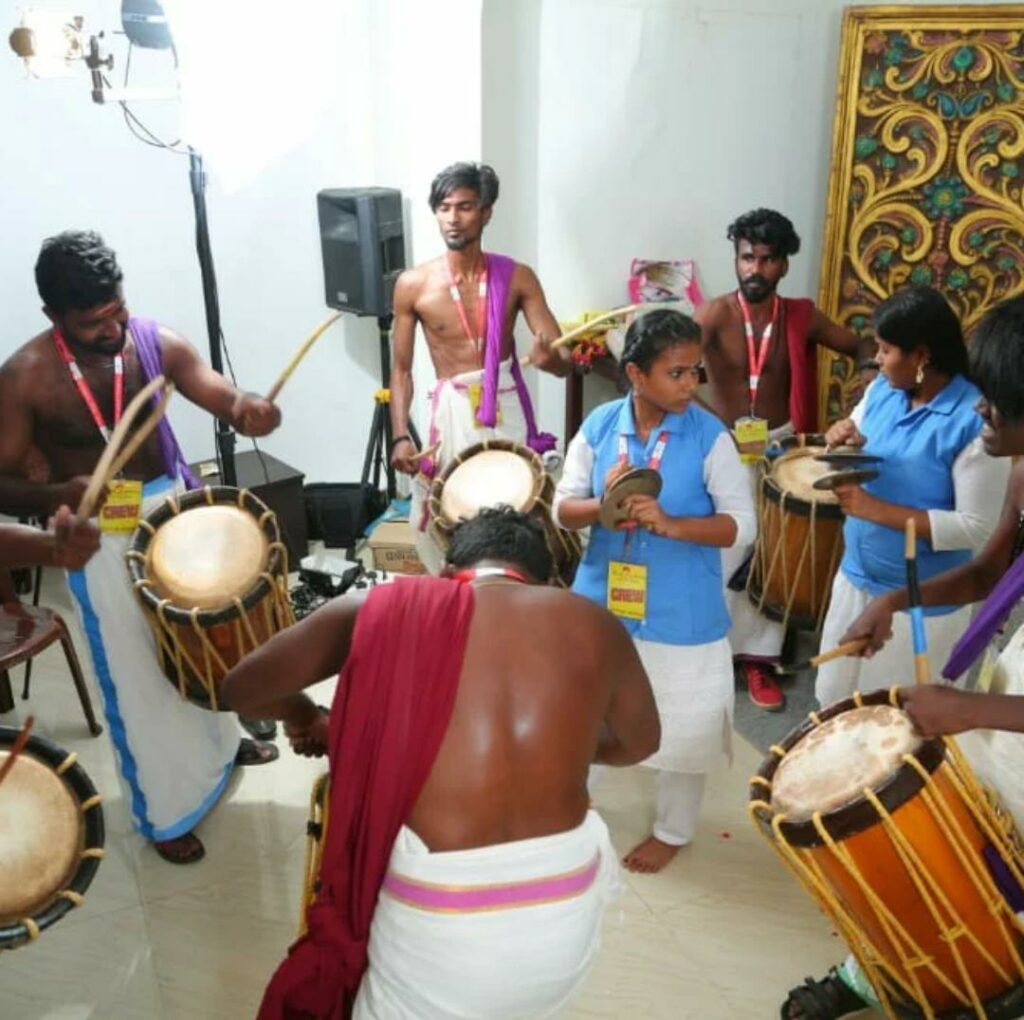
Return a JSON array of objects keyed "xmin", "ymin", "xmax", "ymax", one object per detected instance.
[
  {"xmin": 552, "ymin": 431, "xmax": 595, "ymax": 529},
  {"xmin": 703, "ymin": 431, "xmax": 757, "ymax": 549}
]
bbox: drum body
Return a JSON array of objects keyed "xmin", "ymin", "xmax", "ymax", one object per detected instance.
[
  {"xmin": 428, "ymin": 438, "xmax": 581, "ymax": 587},
  {"xmin": 748, "ymin": 436, "xmax": 844, "ymax": 631},
  {"xmin": 750, "ymin": 690, "xmax": 1024, "ymax": 1019},
  {"xmin": 126, "ymin": 486, "xmax": 295, "ymax": 710},
  {"xmin": 0, "ymin": 727, "xmax": 105, "ymax": 949}
]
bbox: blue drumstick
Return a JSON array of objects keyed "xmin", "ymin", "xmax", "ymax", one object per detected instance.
[{"xmin": 905, "ymin": 518, "xmax": 930, "ymax": 685}]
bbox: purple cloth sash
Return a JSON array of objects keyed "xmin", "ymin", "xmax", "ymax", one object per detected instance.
[
  {"xmin": 942, "ymin": 552, "xmax": 1024, "ymax": 680},
  {"xmin": 478, "ymin": 253, "xmax": 556, "ymax": 456},
  {"xmin": 129, "ymin": 318, "xmax": 199, "ymax": 490}
]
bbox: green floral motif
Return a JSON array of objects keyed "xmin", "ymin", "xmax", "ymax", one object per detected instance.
[
  {"xmin": 864, "ymin": 68, "xmax": 884, "ymax": 89},
  {"xmin": 909, "ymin": 125, "xmax": 925, "ymax": 141},
  {"xmin": 998, "ymin": 256, "xmax": 1016, "ymax": 271},
  {"xmin": 851, "ymin": 314, "xmax": 868, "ymax": 331},
  {"xmin": 985, "ymin": 127, "xmax": 1002, "ymax": 145},
  {"xmin": 952, "ymin": 46, "xmax": 976, "ymax": 72},
  {"xmin": 947, "ymin": 269, "xmax": 969, "ymax": 289},
  {"xmin": 881, "ymin": 153, "xmax": 898, "ymax": 170},
  {"xmin": 1002, "ymin": 163, "xmax": 1020, "ymax": 178},
  {"xmin": 997, "ymin": 82, "xmax": 1016, "ymax": 102},
  {"xmin": 855, "ymin": 135, "xmax": 878, "ymax": 159},
  {"xmin": 900, "ymin": 227, "xmax": 917, "ymax": 244},
  {"xmin": 968, "ymin": 230, "xmax": 986, "ymax": 249},
  {"xmin": 910, "ymin": 265, "xmax": 933, "ymax": 285},
  {"xmin": 875, "ymin": 249, "xmax": 895, "ymax": 268},
  {"xmin": 923, "ymin": 175, "xmax": 968, "ymax": 218},
  {"xmin": 912, "ymin": 82, "xmax": 929, "ymax": 100}
]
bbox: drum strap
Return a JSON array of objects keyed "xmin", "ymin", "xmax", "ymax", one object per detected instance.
[
  {"xmin": 736, "ymin": 291, "xmax": 779, "ymax": 416},
  {"xmin": 53, "ymin": 328, "xmax": 124, "ymax": 443}
]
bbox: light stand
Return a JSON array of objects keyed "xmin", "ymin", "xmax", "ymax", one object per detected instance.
[{"xmin": 188, "ymin": 149, "xmax": 237, "ymax": 485}]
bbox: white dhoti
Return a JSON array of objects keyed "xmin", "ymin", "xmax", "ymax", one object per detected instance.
[
  {"xmin": 722, "ymin": 427, "xmax": 790, "ymax": 661},
  {"xmin": 353, "ymin": 810, "xmax": 620, "ymax": 1019},
  {"xmin": 633, "ymin": 637, "xmax": 733, "ymax": 846},
  {"xmin": 66, "ymin": 475, "xmax": 239, "ymax": 841},
  {"xmin": 411, "ymin": 359, "xmax": 529, "ymax": 575},
  {"xmin": 815, "ymin": 570, "xmax": 972, "ymax": 708},
  {"xmin": 957, "ymin": 624, "xmax": 1024, "ymax": 834}
]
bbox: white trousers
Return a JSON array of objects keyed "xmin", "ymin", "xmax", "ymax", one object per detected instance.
[{"xmin": 589, "ymin": 767, "xmax": 707, "ymax": 847}]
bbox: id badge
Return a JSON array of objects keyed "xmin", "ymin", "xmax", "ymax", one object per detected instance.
[
  {"xmin": 734, "ymin": 416, "xmax": 769, "ymax": 465},
  {"xmin": 468, "ymin": 382, "xmax": 502, "ymax": 427},
  {"xmin": 608, "ymin": 561, "xmax": 647, "ymax": 621},
  {"xmin": 99, "ymin": 478, "xmax": 143, "ymax": 533}
]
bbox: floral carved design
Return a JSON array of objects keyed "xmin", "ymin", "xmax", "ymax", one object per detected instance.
[{"xmin": 818, "ymin": 7, "xmax": 1024, "ymax": 424}]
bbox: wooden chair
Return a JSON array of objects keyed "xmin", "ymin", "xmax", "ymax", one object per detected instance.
[{"xmin": 0, "ymin": 569, "xmax": 102, "ymax": 736}]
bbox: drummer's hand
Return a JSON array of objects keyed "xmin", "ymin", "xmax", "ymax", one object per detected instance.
[
  {"xmin": 285, "ymin": 709, "xmax": 330, "ymax": 758},
  {"xmin": 840, "ymin": 595, "xmax": 895, "ymax": 658},
  {"xmin": 233, "ymin": 393, "xmax": 282, "ymax": 437},
  {"xmin": 901, "ymin": 685, "xmax": 978, "ymax": 738},
  {"xmin": 56, "ymin": 475, "xmax": 101, "ymax": 515},
  {"xmin": 623, "ymin": 494, "xmax": 671, "ymax": 536},
  {"xmin": 391, "ymin": 438, "xmax": 420, "ymax": 476},
  {"xmin": 603, "ymin": 461, "xmax": 632, "ymax": 492},
  {"xmin": 834, "ymin": 483, "xmax": 876, "ymax": 519},
  {"xmin": 528, "ymin": 333, "xmax": 567, "ymax": 374},
  {"xmin": 825, "ymin": 418, "xmax": 866, "ymax": 449},
  {"xmin": 49, "ymin": 506, "xmax": 101, "ymax": 570}
]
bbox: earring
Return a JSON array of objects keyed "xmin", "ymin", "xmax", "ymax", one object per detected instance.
[{"xmin": 915, "ymin": 364, "xmax": 925, "ymax": 385}]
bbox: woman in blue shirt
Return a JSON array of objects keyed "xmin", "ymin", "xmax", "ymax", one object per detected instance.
[
  {"xmin": 816, "ymin": 286, "xmax": 1008, "ymax": 706},
  {"xmin": 554, "ymin": 309, "xmax": 754, "ymax": 874}
]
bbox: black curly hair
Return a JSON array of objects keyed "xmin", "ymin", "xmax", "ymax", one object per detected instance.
[
  {"xmin": 726, "ymin": 208, "xmax": 801, "ymax": 258},
  {"xmin": 446, "ymin": 506, "xmax": 553, "ymax": 583},
  {"xmin": 35, "ymin": 230, "xmax": 123, "ymax": 313}
]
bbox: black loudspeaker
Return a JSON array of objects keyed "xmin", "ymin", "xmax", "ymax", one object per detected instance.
[{"xmin": 317, "ymin": 188, "xmax": 405, "ymax": 317}]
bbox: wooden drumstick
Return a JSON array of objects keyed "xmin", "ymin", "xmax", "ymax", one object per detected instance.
[
  {"xmin": 0, "ymin": 715, "xmax": 34, "ymax": 790},
  {"xmin": 905, "ymin": 517, "xmax": 931, "ymax": 685},
  {"xmin": 773, "ymin": 639, "xmax": 871, "ymax": 675},
  {"xmin": 266, "ymin": 312, "xmax": 343, "ymax": 403},
  {"xmin": 410, "ymin": 442, "xmax": 440, "ymax": 464},
  {"xmin": 518, "ymin": 304, "xmax": 640, "ymax": 367},
  {"xmin": 77, "ymin": 375, "xmax": 173, "ymax": 519}
]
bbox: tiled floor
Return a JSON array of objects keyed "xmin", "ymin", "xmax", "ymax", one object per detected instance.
[{"xmin": 1, "ymin": 572, "xmax": 880, "ymax": 1019}]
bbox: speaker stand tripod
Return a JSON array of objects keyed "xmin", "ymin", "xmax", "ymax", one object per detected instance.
[{"xmin": 361, "ymin": 314, "xmax": 420, "ymax": 502}]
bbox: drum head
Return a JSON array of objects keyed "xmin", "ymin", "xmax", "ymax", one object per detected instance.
[
  {"xmin": 770, "ymin": 449, "xmax": 840, "ymax": 505},
  {"xmin": 440, "ymin": 449, "xmax": 540, "ymax": 522},
  {"xmin": 149, "ymin": 505, "xmax": 269, "ymax": 610},
  {"xmin": 771, "ymin": 705, "xmax": 921, "ymax": 822},
  {"xmin": 599, "ymin": 468, "xmax": 663, "ymax": 530},
  {"xmin": 0, "ymin": 751, "xmax": 80, "ymax": 923}
]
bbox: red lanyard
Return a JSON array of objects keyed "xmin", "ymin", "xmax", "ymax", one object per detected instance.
[
  {"xmin": 618, "ymin": 430, "xmax": 670, "ymax": 470},
  {"xmin": 736, "ymin": 292, "xmax": 779, "ymax": 415},
  {"xmin": 446, "ymin": 254, "xmax": 489, "ymax": 360},
  {"xmin": 52, "ymin": 328, "xmax": 124, "ymax": 443}
]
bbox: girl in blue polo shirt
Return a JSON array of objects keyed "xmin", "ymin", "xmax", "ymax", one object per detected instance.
[
  {"xmin": 816, "ymin": 286, "xmax": 1009, "ymax": 707},
  {"xmin": 554, "ymin": 309, "xmax": 754, "ymax": 874}
]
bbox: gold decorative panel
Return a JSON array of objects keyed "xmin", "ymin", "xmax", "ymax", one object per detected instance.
[{"xmin": 818, "ymin": 4, "xmax": 1024, "ymax": 423}]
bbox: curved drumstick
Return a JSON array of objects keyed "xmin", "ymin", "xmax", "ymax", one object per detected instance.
[
  {"xmin": 77, "ymin": 375, "xmax": 174, "ymax": 519},
  {"xmin": 0, "ymin": 716, "xmax": 34, "ymax": 790},
  {"xmin": 518, "ymin": 304, "xmax": 640, "ymax": 367},
  {"xmin": 266, "ymin": 312, "xmax": 344, "ymax": 403},
  {"xmin": 905, "ymin": 517, "xmax": 931, "ymax": 686}
]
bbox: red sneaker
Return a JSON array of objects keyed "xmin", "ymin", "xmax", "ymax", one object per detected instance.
[{"xmin": 743, "ymin": 661, "xmax": 785, "ymax": 712}]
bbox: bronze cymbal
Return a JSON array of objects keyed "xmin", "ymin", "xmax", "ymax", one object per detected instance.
[{"xmin": 598, "ymin": 468, "xmax": 662, "ymax": 529}]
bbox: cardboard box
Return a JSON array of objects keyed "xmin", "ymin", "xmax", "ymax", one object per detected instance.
[{"xmin": 368, "ymin": 520, "xmax": 426, "ymax": 575}]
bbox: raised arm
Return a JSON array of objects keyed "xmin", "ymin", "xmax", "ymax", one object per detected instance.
[
  {"xmin": 520, "ymin": 265, "xmax": 571, "ymax": 377},
  {"xmin": 389, "ymin": 271, "xmax": 420, "ymax": 474},
  {"xmin": 160, "ymin": 328, "xmax": 281, "ymax": 437},
  {"xmin": 594, "ymin": 606, "xmax": 660, "ymax": 765}
]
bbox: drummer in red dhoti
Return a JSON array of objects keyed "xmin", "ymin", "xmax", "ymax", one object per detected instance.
[
  {"xmin": 695, "ymin": 209, "xmax": 870, "ymax": 711},
  {"xmin": 389, "ymin": 162, "xmax": 571, "ymax": 573}
]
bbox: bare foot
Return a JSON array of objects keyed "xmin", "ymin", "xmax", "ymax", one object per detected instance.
[
  {"xmin": 153, "ymin": 831, "xmax": 205, "ymax": 864},
  {"xmin": 622, "ymin": 835, "xmax": 680, "ymax": 874}
]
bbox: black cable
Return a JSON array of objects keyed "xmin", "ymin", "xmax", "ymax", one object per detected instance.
[{"xmin": 219, "ymin": 329, "xmax": 271, "ymax": 487}]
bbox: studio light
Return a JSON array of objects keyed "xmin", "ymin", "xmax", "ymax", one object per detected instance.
[{"xmin": 8, "ymin": 10, "xmax": 84, "ymax": 79}]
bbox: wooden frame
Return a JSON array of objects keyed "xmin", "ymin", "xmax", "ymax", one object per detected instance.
[{"xmin": 817, "ymin": 4, "xmax": 1024, "ymax": 423}]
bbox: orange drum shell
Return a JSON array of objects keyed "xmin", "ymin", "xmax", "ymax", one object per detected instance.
[{"xmin": 797, "ymin": 762, "xmax": 1020, "ymax": 1011}]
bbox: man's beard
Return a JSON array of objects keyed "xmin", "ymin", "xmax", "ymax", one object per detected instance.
[
  {"xmin": 738, "ymin": 275, "xmax": 776, "ymax": 302},
  {"xmin": 444, "ymin": 235, "xmax": 470, "ymax": 252},
  {"xmin": 64, "ymin": 328, "xmax": 127, "ymax": 358}
]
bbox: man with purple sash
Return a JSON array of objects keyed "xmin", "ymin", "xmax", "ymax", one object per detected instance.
[
  {"xmin": 0, "ymin": 230, "xmax": 281, "ymax": 865},
  {"xmin": 389, "ymin": 162, "xmax": 570, "ymax": 573}
]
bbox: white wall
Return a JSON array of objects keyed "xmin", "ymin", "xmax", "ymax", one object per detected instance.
[{"xmin": 2, "ymin": 0, "xmax": 481, "ymax": 483}]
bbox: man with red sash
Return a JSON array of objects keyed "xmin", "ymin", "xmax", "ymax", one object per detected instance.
[
  {"xmin": 222, "ymin": 507, "xmax": 660, "ymax": 1019},
  {"xmin": 0, "ymin": 230, "xmax": 281, "ymax": 865},
  {"xmin": 696, "ymin": 208, "xmax": 868, "ymax": 711},
  {"xmin": 389, "ymin": 162, "xmax": 571, "ymax": 573}
]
